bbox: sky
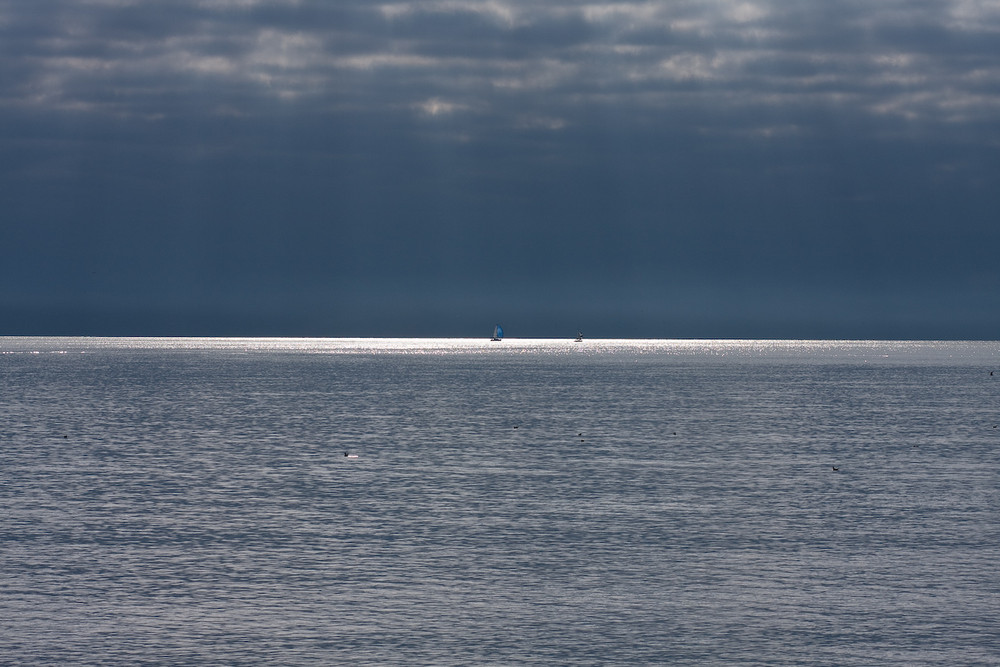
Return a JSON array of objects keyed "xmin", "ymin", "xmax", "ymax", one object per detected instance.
[{"xmin": 2, "ymin": 0, "xmax": 999, "ymax": 338}]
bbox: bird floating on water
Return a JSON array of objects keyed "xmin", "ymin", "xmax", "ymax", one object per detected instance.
[
  {"xmin": 344, "ymin": 452, "xmax": 358, "ymax": 459},
  {"xmin": 832, "ymin": 466, "xmax": 839, "ymax": 471}
]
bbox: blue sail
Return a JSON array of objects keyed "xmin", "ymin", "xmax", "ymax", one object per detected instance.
[{"xmin": 493, "ymin": 324, "xmax": 503, "ymax": 340}]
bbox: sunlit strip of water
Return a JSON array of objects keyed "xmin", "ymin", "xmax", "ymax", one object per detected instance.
[{"xmin": 2, "ymin": 337, "xmax": 999, "ymax": 364}]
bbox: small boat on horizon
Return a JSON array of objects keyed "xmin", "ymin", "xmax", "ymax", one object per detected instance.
[
  {"xmin": 491, "ymin": 324, "xmax": 504, "ymax": 341},
  {"xmin": 575, "ymin": 331, "xmax": 583, "ymax": 342}
]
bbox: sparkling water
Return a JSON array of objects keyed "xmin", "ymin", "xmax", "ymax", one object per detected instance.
[{"xmin": 2, "ymin": 338, "xmax": 999, "ymax": 665}]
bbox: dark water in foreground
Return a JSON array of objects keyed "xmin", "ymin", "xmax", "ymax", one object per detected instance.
[{"xmin": 2, "ymin": 338, "xmax": 999, "ymax": 665}]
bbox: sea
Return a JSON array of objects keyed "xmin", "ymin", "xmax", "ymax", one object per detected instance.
[{"xmin": 1, "ymin": 337, "xmax": 999, "ymax": 665}]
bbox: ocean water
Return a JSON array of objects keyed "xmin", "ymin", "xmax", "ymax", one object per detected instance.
[{"xmin": 1, "ymin": 337, "xmax": 999, "ymax": 665}]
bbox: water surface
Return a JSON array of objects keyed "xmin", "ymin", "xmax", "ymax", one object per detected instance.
[{"xmin": 2, "ymin": 338, "xmax": 999, "ymax": 664}]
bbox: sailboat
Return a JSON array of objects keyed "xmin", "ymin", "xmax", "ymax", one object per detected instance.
[
  {"xmin": 575, "ymin": 331, "xmax": 583, "ymax": 342},
  {"xmin": 491, "ymin": 324, "xmax": 504, "ymax": 341}
]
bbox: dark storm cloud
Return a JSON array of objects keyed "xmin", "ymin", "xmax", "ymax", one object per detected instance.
[{"xmin": 2, "ymin": 0, "xmax": 1000, "ymax": 336}]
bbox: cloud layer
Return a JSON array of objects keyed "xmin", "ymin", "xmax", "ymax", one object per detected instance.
[
  {"xmin": 2, "ymin": 0, "xmax": 999, "ymax": 336},
  {"xmin": 6, "ymin": 1, "xmax": 1000, "ymax": 126}
]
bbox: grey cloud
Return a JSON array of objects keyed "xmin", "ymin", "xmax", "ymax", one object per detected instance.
[
  {"xmin": 1, "ymin": 0, "xmax": 999, "ymax": 336},
  {"xmin": 4, "ymin": 0, "xmax": 998, "ymax": 128}
]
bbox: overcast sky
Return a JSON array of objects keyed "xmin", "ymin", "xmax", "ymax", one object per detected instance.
[{"xmin": 2, "ymin": 0, "xmax": 999, "ymax": 337}]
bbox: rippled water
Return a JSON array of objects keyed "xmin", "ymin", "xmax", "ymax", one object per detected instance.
[{"xmin": 2, "ymin": 338, "xmax": 999, "ymax": 665}]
